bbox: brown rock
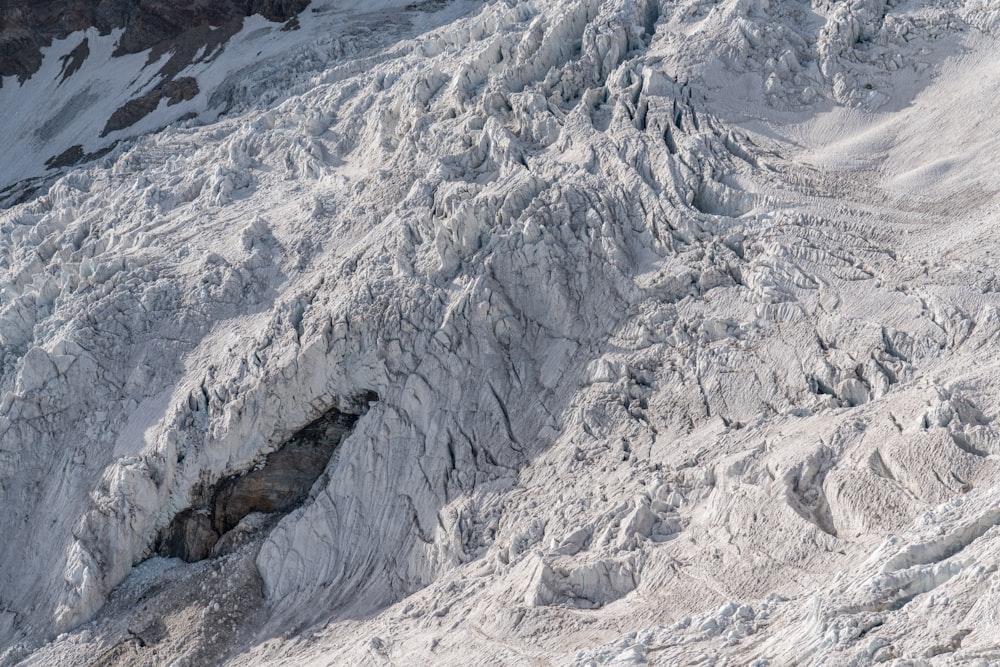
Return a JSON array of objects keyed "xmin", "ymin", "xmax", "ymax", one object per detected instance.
[
  {"xmin": 0, "ymin": 0, "xmax": 311, "ymax": 85},
  {"xmin": 151, "ymin": 394, "xmax": 377, "ymax": 563},
  {"xmin": 157, "ymin": 509, "xmax": 219, "ymax": 562},
  {"xmin": 211, "ymin": 409, "xmax": 361, "ymax": 535},
  {"xmin": 101, "ymin": 76, "xmax": 200, "ymax": 136}
]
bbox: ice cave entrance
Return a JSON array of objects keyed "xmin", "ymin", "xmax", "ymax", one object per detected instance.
[{"xmin": 155, "ymin": 392, "xmax": 378, "ymax": 562}]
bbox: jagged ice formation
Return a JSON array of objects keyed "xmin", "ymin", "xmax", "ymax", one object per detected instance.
[{"xmin": 2, "ymin": 0, "xmax": 1000, "ymax": 664}]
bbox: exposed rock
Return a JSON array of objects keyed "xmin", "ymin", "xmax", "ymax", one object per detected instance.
[
  {"xmin": 212, "ymin": 410, "xmax": 359, "ymax": 535},
  {"xmin": 210, "ymin": 512, "xmax": 277, "ymax": 558},
  {"xmin": 44, "ymin": 142, "xmax": 118, "ymax": 170},
  {"xmin": 0, "ymin": 0, "xmax": 311, "ymax": 85},
  {"xmin": 156, "ymin": 509, "xmax": 218, "ymax": 563},
  {"xmin": 155, "ymin": 397, "xmax": 375, "ymax": 563},
  {"xmin": 44, "ymin": 145, "xmax": 85, "ymax": 170},
  {"xmin": 57, "ymin": 37, "xmax": 89, "ymax": 83},
  {"xmin": 101, "ymin": 77, "xmax": 200, "ymax": 136}
]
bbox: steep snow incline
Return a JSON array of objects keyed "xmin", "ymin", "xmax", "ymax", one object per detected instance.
[
  {"xmin": 0, "ymin": 0, "xmax": 479, "ymax": 205},
  {"xmin": 2, "ymin": 0, "xmax": 1000, "ymax": 665}
]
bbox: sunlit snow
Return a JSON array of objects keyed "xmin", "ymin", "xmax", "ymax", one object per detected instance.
[{"xmin": 2, "ymin": 0, "xmax": 1000, "ymax": 664}]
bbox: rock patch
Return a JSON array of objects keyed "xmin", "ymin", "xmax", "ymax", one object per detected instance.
[
  {"xmin": 101, "ymin": 77, "xmax": 200, "ymax": 136},
  {"xmin": 155, "ymin": 394, "xmax": 376, "ymax": 562}
]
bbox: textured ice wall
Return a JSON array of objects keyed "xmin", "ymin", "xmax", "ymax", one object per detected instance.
[{"xmin": 3, "ymin": 0, "xmax": 1000, "ymax": 664}]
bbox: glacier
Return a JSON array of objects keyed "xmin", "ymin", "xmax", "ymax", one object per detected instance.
[{"xmin": 2, "ymin": 0, "xmax": 1000, "ymax": 664}]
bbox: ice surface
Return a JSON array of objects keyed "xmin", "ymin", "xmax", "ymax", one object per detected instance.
[{"xmin": 2, "ymin": 0, "xmax": 1000, "ymax": 664}]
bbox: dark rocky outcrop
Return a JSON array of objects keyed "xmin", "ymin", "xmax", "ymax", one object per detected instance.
[
  {"xmin": 1, "ymin": 0, "xmax": 312, "ymax": 148},
  {"xmin": 44, "ymin": 144, "xmax": 86, "ymax": 170},
  {"xmin": 155, "ymin": 392, "xmax": 377, "ymax": 562},
  {"xmin": 156, "ymin": 509, "xmax": 219, "ymax": 562},
  {"xmin": 0, "ymin": 0, "xmax": 311, "ymax": 85},
  {"xmin": 102, "ymin": 76, "xmax": 199, "ymax": 136},
  {"xmin": 57, "ymin": 36, "xmax": 89, "ymax": 83},
  {"xmin": 211, "ymin": 409, "xmax": 362, "ymax": 536},
  {"xmin": 44, "ymin": 142, "xmax": 118, "ymax": 171}
]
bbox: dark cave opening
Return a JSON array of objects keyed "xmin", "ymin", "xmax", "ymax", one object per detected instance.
[{"xmin": 155, "ymin": 391, "xmax": 378, "ymax": 562}]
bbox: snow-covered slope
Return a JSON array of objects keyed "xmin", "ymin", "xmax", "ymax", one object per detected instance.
[
  {"xmin": 0, "ymin": 0, "xmax": 476, "ymax": 205},
  {"xmin": 3, "ymin": 0, "xmax": 1000, "ymax": 664}
]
